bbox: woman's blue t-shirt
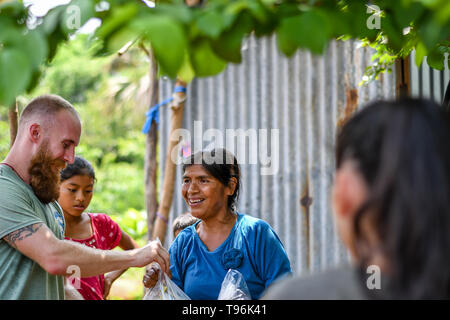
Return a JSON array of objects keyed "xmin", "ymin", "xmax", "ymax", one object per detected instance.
[{"xmin": 169, "ymin": 212, "xmax": 292, "ymax": 299}]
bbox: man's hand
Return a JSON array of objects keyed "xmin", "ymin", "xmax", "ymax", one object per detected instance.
[
  {"xmin": 134, "ymin": 240, "xmax": 170, "ymax": 273},
  {"xmin": 3, "ymin": 223, "xmax": 170, "ymax": 278}
]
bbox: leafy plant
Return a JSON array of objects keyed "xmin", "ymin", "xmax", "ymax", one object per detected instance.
[{"xmin": 1, "ymin": 0, "xmax": 449, "ymax": 108}]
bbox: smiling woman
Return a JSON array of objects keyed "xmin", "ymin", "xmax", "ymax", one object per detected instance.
[
  {"xmin": 143, "ymin": 148, "xmax": 292, "ymax": 300},
  {"xmin": 181, "ymin": 150, "xmax": 240, "ymax": 227}
]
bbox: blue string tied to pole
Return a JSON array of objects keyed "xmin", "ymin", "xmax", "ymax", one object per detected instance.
[{"xmin": 142, "ymin": 86, "xmax": 187, "ymax": 134}]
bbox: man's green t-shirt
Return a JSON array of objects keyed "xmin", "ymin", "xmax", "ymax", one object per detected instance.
[{"xmin": 0, "ymin": 164, "xmax": 66, "ymax": 299}]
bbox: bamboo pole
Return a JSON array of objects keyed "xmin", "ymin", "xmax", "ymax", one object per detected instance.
[
  {"xmin": 395, "ymin": 57, "xmax": 411, "ymax": 98},
  {"xmin": 144, "ymin": 45, "xmax": 159, "ymax": 241},
  {"xmin": 152, "ymin": 78, "xmax": 186, "ymax": 244},
  {"xmin": 151, "ymin": 0, "xmax": 200, "ymax": 245},
  {"xmin": 8, "ymin": 100, "xmax": 18, "ymax": 148}
]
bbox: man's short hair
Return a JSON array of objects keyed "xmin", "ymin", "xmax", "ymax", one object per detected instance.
[{"xmin": 18, "ymin": 94, "xmax": 79, "ymax": 132}]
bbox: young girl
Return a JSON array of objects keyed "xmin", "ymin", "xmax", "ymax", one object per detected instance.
[{"xmin": 58, "ymin": 156, "xmax": 139, "ymax": 300}]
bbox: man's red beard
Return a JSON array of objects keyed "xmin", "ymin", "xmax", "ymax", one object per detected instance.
[{"xmin": 28, "ymin": 142, "xmax": 67, "ymax": 204}]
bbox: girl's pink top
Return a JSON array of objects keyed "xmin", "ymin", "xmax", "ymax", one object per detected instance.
[{"xmin": 65, "ymin": 213, "xmax": 122, "ymax": 300}]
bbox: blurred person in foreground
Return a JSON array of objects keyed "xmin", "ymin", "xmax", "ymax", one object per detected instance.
[{"xmin": 264, "ymin": 98, "xmax": 450, "ymax": 299}]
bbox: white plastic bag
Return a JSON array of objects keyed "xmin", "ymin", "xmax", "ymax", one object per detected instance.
[
  {"xmin": 142, "ymin": 262, "xmax": 190, "ymax": 300},
  {"xmin": 217, "ymin": 269, "xmax": 251, "ymax": 300}
]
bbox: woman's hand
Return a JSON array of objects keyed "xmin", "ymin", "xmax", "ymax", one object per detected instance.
[
  {"xmin": 143, "ymin": 262, "xmax": 172, "ymax": 288},
  {"xmin": 143, "ymin": 262, "xmax": 160, "ymax": 288}
]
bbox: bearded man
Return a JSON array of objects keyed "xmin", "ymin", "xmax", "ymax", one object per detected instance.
[{"xmin": 0, "ymin": 95, "xmax": 170, "ymax": 299}]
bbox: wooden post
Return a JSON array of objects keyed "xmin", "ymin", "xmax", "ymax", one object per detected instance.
[
  {"xmin": 395, "ymin": 57, "xmax": 411, "ymax": 98},
  {"xmin": 144, "ymin": 46, "xmax": 159, "ymax": 241},
  {"xmin": 8, "ymin": 101, "xmax": 18, "ymax": 148},
  {"xmin": 150, "ymin": 0, "xmax": 200, "ymax": 245},
  {"xmin": 152, "ymin": 79, "xmax": 186, "ymax": 244}
]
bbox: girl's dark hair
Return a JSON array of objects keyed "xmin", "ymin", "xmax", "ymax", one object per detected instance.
[
  {"xmin": 60, "ymin": 156, "xmax": 96, "ymax": 182},
  {"xmin": 182, "ymin": 148, "xmax": 241, "ymax": 212},
  {"xmin": 336, "ymin": 98, "xmax": 450, "ymax": 299}
]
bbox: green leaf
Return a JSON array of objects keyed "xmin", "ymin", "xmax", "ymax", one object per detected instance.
[
  {"xmin": 261, "ymin": 0, "xmax": 277, "ymax": 4},
  {"xmin": 0, "ymin": 1, "xmax": 27, "ymax": 22},
  {"xmin": 0, "ymin": 26, "xmax": 47, "ymax": 69},
  {"xmin": 0, "ymin": 16, "xmax": 12, "ymax": 30},
  {"xmin": 0, "ymin": 24, "xmax": 23, "ymax": 46},
  {"xmin": 131, "ymin": 15, "xmax": 187, "ymax": 78},
  {"xmin": 320, "ymin": 9, "xmax": 350, "ymax": 38},
  {"xmin": 45, "ymin": 27, "xmax": 67, "ymax": 62},
  {"xmin": 40, "ymin": 5, "xmax": 66, "ymax": 35},
  {"xmin": 196, "ymin": 10, "xmax": 225, "ymax": 39},
  {"xmin": 178, "ymin": 52, "xmax": 195, "ymax": 83},
  {"xmin": 26, "ymin": 69, "xmax": 43, "ymax": 93},
  {"xmin": 393, "ymin": 2, "xmax": 425, "ymax": 29},
  {"xmin": 190, "ymin": 40, "xmax": 226, "ymax": 77},
  {"xmin": 106, "ymin": 26, "xmax": 137, "ymax": 53},
  {"xmin": 414, "ymin": 41, "xmax": 427, "ymax": 66},
  {"xmin": 153, "ymin": 4, "xmax": 193, "ymax": 24},
  {"xmin": 435, "ymin": 0, "xmax": 450, "ymax": 24},
  {"xmin": 211, "ymin": 12, "xmax": 253, "ymax": 63},
  {"xmin": 223, "ymin": 0, "xmax": 271, "ymax": 31},
  {"xmin": 246, "ymin": 0, "xmax": 271, "ymax": 24},
  {"xmin": 225, "ymin": 0, "xmax": 251, "ymax": 17},
  {"xmin": 276, "ymin": 34, "xmax": 297, "ymax": 56},
  {"xmin": 277, "ymin": 10, "xmax": 330, "ymax": 55},
  {"xmin": 427, "ymin": 49, "xmax": 445, "ymax": 70},
  {"xmin": 418, "ymin": 17, "xmax": 447, "ymax": 52},
  {"xmin": 346, "ymin": 2, "xmax": 378, "ymax": 41},
  {"xmin": 252, "ymin": 3, "xmax": 277, "ymax": 37},
  {"xmin": 381, "ymin": 16, "xmax": 404, "ymax": 52},
  {"xmin": 21, "ymin": 30, "xmax": 48, "ymax": 69},
  {"xmin": 96, "ymin": 3, "xmax": 138, "ymax": 39},
  {"xmin": 0, "ymin": 48, "xmax": 31, "ymax": 106}
]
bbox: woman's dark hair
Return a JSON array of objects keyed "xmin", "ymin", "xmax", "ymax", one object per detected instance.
[
  {"xmin": 336, "ymin": 98, "xmax": 450, "ymax": 299},
  {"xmin": 60, "ymin": 156, "xmax": 96, "ymax": 182},
  {"xmin": 182, "ymin": 148, "xmax": 241, "ymax": 212}
]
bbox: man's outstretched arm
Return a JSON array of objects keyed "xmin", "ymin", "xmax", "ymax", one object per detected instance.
[{"xmin": 3, "ymin": 223, "xmax": 170, "ymax": 277}]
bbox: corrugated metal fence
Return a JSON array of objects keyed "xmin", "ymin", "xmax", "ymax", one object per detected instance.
[
  {"xmin": 410, "ymin": 51, "xmax": 450, "ymax": 103},
  {"xmin": 157, "ymin": 36, "xmax": 396, "ymax": 275}
]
